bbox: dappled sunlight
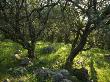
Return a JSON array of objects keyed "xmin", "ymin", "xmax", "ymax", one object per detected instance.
[
  {"xmin": 0, "ymin": 0, "xmax": 110, "ymax": 81},
  {"xmin": 73, "ymin": 48, "xmax": 110, "ymax": 82},
  {"xmin": 0, "ymin": 41, "xmax": 110, "ymax": 81}
]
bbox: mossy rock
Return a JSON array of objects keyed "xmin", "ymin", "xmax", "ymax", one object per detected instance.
[{"xmin": 42, "ymin": 46, "xmax": 55, "ymax": 54}]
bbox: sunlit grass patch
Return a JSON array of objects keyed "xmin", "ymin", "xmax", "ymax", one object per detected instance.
[
  {"xmin": 74, "ymin": 48, "xmax": 110, "ymax": 82},
  {"xmin": 0, "ymin": 41, "xmax": 110, "ymax": 82}
]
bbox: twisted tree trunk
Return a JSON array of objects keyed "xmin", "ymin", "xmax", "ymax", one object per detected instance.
[{"xmin": 64, "ymin": 28, "xmax": 91, "ymax": 69}]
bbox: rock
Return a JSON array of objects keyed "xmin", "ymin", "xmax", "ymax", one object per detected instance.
[
  {"xmin": 34, "ymin": 67, "xmax": 58, "ymax": 82},
  {"xmin": 13, "ymin": 50, "xmax": 22, "ymax": 60},
  {"xmin": 14, "ymin": 54, "xmax": 21, "ymax": 60},
  {"xmin": 42, "ymin": 67, "xmax": 55, "ymax": 75},
  {"xmin": 59, "ymin": 69, "xmax": 70, "ymax": 78},
  {"xmin": 61, "ymin": 79, "xmax": 72, "ymax": 82},
  {"xmin": 20, "ymin": 58, "xmax": 32, "ymax": 67},
  {"xmin": 42, "ymin": 46, "xmax": 54, "ymax": 54},
  {"xmin": 34, "ymin": 67, "xmax": 56, "ymax": 78},
  {"xmin": 52, "ymin": 73, "xmax": 64, "ymax": 82},
  {"xmin": 34, "ymin": 68, "xmax": 49, "ymax": 77},
  {"xmin": 34, "ymin": 67, "xmax": 53, "ymax": 81}
]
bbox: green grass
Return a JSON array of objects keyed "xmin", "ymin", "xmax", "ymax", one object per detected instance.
[{"xmin": 0, "ymin": 41, "xmax": 110, "ymax": 82}]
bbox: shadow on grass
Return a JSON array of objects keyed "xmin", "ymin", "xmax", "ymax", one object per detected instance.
[{"xmin": 0, "ymin": 61, "xmax": 14, "ymax": 80}]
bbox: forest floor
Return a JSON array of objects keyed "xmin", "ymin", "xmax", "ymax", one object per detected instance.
[{"xmin": 0, "ymin": 41, "xmax": 110, "ymax": 82}]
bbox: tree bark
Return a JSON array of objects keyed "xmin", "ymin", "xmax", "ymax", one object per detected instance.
[
  {"xmin": 64, "ymin": 28, "xmax": 91, "ymax": 69},
  {"xmin": 27, "ymin": 43, "xmax": 35, "ymax": 58}
]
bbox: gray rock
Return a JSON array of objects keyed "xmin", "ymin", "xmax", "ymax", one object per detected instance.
[
  {"xmin": 61, "ymin": 79, "xmax": 72, "ymax": 82},
  {"xmin": 52, "ymin": 73, "xmax": 64, "ymax": 82},
  {"xmin": 42, "ymin": 46, "xmax": 54, "ymax": 54},
  {"xmin": 20, "ymin": 58, "xmax": 32, "ymax": 67},
  {"xmin": 59, "ymin": 69, "xmax": 70, "ymax": 78},
  {"xmin": 34, "ymin": 68, "xmax": 50, "ymax": 77},
  {"xmin": 42, "ymin": 67, "xmax": 55, "ymax": 75}
]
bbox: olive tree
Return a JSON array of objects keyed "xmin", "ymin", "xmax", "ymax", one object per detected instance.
[
  {"xmin": 63, "ymin": 0, "xmax": 110, "ymax": 68},
  {"xmin": 0, "ymin": 0, "xmax": 59, "ymax": 58}
]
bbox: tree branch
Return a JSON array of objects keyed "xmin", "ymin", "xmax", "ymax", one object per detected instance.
[{"xmin": 67, "ymin": 0, "xmax": 86, "ymax": 13}]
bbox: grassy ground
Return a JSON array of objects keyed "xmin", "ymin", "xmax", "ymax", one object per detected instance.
[{"xmin": 0, "ymin": 41, "xmax": 110, "ymax": 82}]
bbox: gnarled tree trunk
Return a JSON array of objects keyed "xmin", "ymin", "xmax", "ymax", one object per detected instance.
[
  {"xmin": 27, "ymin": 42, "xmax": 35, "ymax": 58},
  {"xmin": 64, "ymin": 28, "xmax": 91, "ymax": 69}
]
